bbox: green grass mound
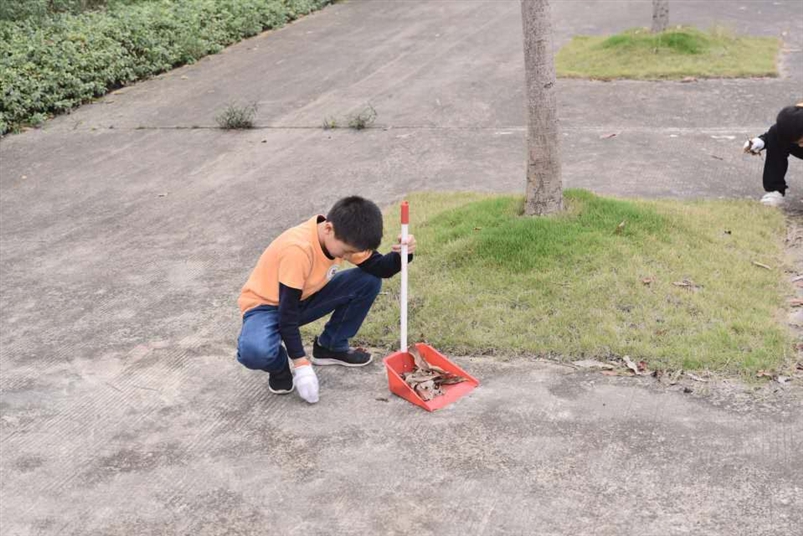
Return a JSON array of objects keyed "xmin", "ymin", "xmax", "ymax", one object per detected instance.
[
  {"xmin": 333, "ymin": 190, "xmax": 792, "ymax": 376},
  {"xmin": 556, "ymin": 26, "xmax": 779, "ymax": 80}
]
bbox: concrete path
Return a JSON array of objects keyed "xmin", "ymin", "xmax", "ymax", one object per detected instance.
[{"xmin": 1, "ymin": 1, "xmax": 802, "ymax": 534}]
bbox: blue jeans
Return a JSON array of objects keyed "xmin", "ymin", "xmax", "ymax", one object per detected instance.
[{"xmin": 237, "ymin": 268, "xmax": 382, "ymax": 373}]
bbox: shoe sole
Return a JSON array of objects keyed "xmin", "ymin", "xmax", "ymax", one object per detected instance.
[
  {"xmin": 268, "ymin": 385, "xmax": 295, "ymax": 395},
  {"xmin": 310, "ymin": 356, "xmax": 373, "ymax": 367}
]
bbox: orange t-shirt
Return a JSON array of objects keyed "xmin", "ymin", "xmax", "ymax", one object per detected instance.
[{"xmin": 238, "ymin": 216, "xmax": 372, "ymax": 315}]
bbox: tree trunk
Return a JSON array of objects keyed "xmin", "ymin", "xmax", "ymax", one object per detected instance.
[
  {"xmin": 521, "ymin": 0, "xmax": 562, "ymax": 216},
  {"xmin": 651, "ymin": 0, "xmax": 669, "ymax": 33}
]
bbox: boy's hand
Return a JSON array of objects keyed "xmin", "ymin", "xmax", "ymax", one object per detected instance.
[
  {"xmin": 743, "ymin": 137, "xmax": 765, "ymax": 155},
  {"xmin": 392, "ymin": 234, "xmax": 416, "ymax": 255},
  {"xmin": 293, "ymin": 363, "xmax": 319, "ymax": 404}
]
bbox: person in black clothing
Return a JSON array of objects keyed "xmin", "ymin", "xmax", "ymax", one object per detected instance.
[{"xmin": 744, "ymin": 103, "xmax": 803, "ymax": 206}]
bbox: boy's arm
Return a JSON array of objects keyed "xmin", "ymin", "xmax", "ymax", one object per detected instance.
[
  {"xmin": 278, "ymin": 282, "xmax": 320, "ymax": 404},
  {"xmin": 276, "ymin": 247, "xmax": 311, "ymax": 359},
  {"xmin": 355, "ymin": 251, "xmax": 414, "ymax": 278},
  {"xmin": 278, "ymin": 284, "xmax": 306, "ymax": 358}
]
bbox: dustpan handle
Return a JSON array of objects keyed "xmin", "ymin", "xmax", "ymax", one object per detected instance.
[{"xmin": 400, "ymin": 201, "xmax": 409, "ymax": 353}]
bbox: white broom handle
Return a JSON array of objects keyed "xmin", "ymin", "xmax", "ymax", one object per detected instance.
[{"xmin": 400, "ymin": 202, "xmax": 409, "ymax": 353}]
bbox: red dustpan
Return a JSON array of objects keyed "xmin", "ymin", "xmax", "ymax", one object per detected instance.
[{"xmin": 383, "ymin": 201, "xmax": 479, "ymax": 411}]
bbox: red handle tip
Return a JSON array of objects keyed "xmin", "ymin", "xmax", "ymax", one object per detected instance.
[{"xmin": 401, "ymin": 201, "xmax": 409, "ymax": 224}]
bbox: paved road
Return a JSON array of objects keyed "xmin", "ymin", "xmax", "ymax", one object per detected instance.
[{"xmin": 1, "ymin": 1, "xmax": 801, "ymax": 534}]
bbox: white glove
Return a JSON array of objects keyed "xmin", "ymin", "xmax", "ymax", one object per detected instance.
[
  {"xmin": 293, "ymin": 364, "xmax": 319, "ymax": 404},
  {"xmin": 743, "ymin": 137, "xmax": 764, "ymax": 154}
]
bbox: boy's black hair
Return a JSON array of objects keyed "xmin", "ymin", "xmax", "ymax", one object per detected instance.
[
  {"xmin": 326, "ymin": 196, "xmax": 383, "ymax": 251},
  {"xmin": 776, "ymin": 105, "xmax": 803, "ymax": 146}
]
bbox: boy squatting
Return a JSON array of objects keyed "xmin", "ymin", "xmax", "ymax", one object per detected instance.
[{"xmin": 236, "ymin": 196, "xmax": 416, "ymax": 404}]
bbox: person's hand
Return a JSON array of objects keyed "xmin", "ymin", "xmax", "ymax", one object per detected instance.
[
  {"xmin": 392, "ymin": 234, "xmax": 416, "ymax": 255},
  {"xmin": 743, "ymin": 137, "xmax": 765, "ymax": 155},
  {"xmin": 293, "ymin": 363, "xmax": 319, "ymax": 404}
]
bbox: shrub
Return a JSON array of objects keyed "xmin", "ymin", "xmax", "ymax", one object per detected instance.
[
  {"xmin": 346, "ymin": 105, "xmax": 377, "ymax": 130},
  {"xmin": 0, "ymin": 0, "xmax": 333, "ymax": 134},
  {"xmin": 216, "ymin": 102, "xmax": 257, "ymax": 129}
]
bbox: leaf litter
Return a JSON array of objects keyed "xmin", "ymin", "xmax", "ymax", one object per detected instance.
[{"xmin": 403, "ymin": 346, "xmax": 467, "ymax": 401}]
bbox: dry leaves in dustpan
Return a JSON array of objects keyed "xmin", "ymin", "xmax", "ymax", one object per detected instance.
[{"xmin": 402, "ymin": 346, "xmax": 467, "ymax": 401}]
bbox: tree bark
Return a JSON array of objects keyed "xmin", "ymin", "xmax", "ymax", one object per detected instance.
[
  {"xmin": 521, "ymin": 0, "xmax": 562, "ymax": 216},
  {"xmin": 651, "ymin": 0, "xmax": 669, "ymax": 33}
]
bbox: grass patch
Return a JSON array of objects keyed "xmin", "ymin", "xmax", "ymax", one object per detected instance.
[
  {"xmin": 322, "ymin": 116, "xmax": 339, "ymax": 130},
  {"xmin": 320, "ymin": 190, "xmax": 792, "ymax": 376},
  {"xmin": 346, "ymin": 104, "xmax": 377, "ymax": 130},
  {"xmin": 216, "ymin": 101, "xmax": 257, "ymax": 129},
  {"xmin": 321, "ymin": 104, "xmax": 377, "ymax": 131},
  {"xmin": 556, "ymin": 26, "xmax": 779, "ymax": 80}
]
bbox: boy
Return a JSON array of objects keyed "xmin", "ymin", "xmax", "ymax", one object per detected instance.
[
  {"xmin": 743, "ymin": 103, "xmax": 803, "ymax": 207},
  {"xmin": 236, "ymin": 196, "xmax": 416, "ymax": 404}
]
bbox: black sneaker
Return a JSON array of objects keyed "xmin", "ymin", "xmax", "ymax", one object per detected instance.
[
  {"xmin": 311, "ymin": 337, "xmax": 373, "ymax": 367},
  {"xmin": 268, "ymin": 361, "xmax": 294, "ymax": 395}
]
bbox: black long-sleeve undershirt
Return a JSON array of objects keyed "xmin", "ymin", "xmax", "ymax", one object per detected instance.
[
  {"xmin": 278, "ymin": 284, "xmax": 305, "ymax": 359},
  {"xmin": 354, "ymin": 250, "xmax": 413, "ymax": 278}
]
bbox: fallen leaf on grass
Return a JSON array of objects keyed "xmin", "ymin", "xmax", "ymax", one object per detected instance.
[
  {"xmin": 756, "ymin": 370, "xmax": 774, "ymax": 379},
  {"xmin": 681, "ymin": 76, "xmax": 697, "ymax": 83},
  {"xmin": 622, "ymin": 355, "xmax": 639, "ymax": 374},
  {"xmin": 752, "ymin": 261, "xmax": 772, "ymax": 270},
  {"xmin": 673, "ymin": 279, "xmax": 702, "ymax": 291},
  {"xmin": 641, "ymin": 277, "xmax": 654, "ymax": 285},
  {"xmin": 614, "ymin": 221, "xmax": 625, "ymax": 234},
  {"xmin": 685, "ymin": 372, "xmax": 709, "ymax": 383},
  {"xmin": 622, "ymin": 355, "xmax": 648, "ymax": 375}
]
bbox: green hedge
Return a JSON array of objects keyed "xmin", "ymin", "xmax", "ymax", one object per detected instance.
[
  {"xmin": 0, "ymin": 1, "xmax": 140, "ymax": 22},
  {"xmin": 0, "ymin": 0, "xmax": 333, "ymax": 134}
]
